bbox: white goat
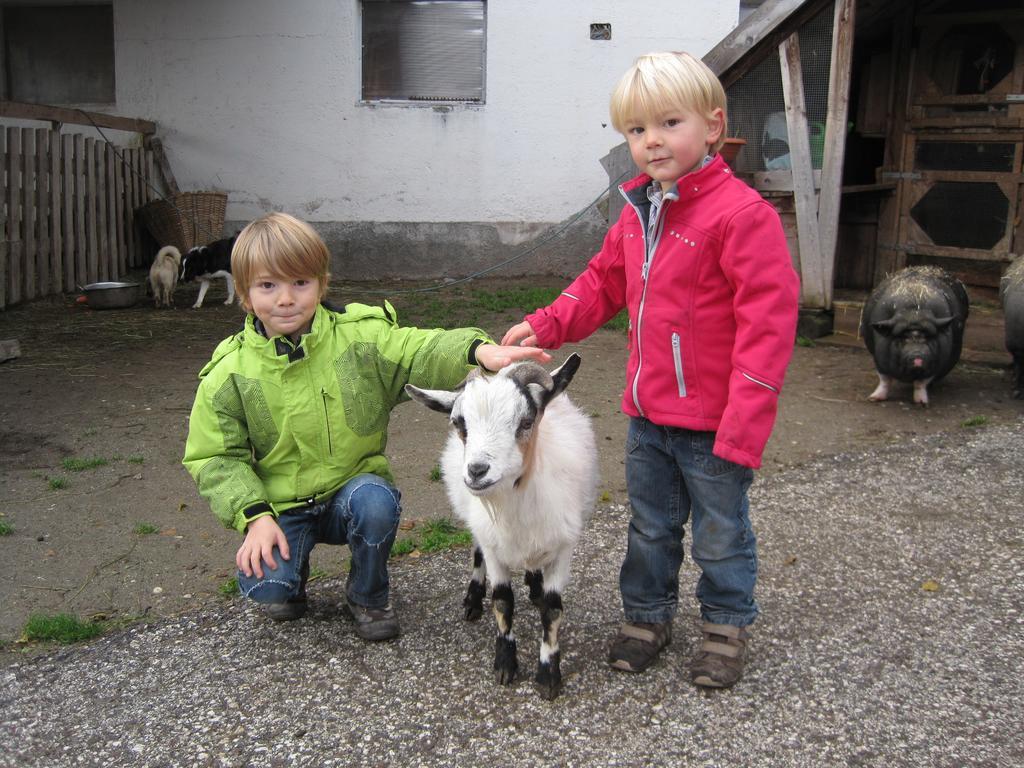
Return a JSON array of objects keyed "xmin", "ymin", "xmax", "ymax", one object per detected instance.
[{"xmin": 405, "ymin": 353, "xmax": 598, "ymax": 699}]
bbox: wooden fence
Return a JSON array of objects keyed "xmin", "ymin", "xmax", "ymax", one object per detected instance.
[{"xmin": 1, "ymin": 125, "xmax": 157, "ymax": 309}]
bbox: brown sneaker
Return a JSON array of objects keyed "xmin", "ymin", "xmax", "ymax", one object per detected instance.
[
  {"xmin": 608, "ymin": 621, "xmax": 672, "ymax": 673},
  {"xmin": 690, "ymin": 622, "xmax": 749, "ymax": 688},
  {"xmin": 345, "ymin": 599, "xmax": 401, "ymax": 641}
]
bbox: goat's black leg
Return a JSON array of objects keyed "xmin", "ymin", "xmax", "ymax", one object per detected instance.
[
  {"xmin": 463, "ymin": 545, "xmax": 486, "ymax": 621},
  {"xmin": 524, "ymin": 569, "xmax": 544, "ymax": 608},
  {"xmin": 535, "ymin": 590, "xmax": 564, "ymax": 700},
  {"xmin": 491, "ymin": 582, "xmax": 518, "ymax": 685}
]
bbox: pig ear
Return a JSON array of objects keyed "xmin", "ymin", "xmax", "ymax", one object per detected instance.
[
  {"xmin": 933, "ymin": 316, "xmax": 953, "ymax": 329},
  {"xmin": 871, "ymin": 318, "xmax": 896, "ymax": 334}
]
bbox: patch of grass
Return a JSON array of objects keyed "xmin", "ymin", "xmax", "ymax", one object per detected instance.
[
  {"xmin": 390, "ymin": 538, "xmax": 417, "ymax": 557},
  {"xmin": 390, "ymin": 518, "xmax": 473, "ymax": 557},
  {"xmin": 602, "ymin": 309, "xmax": 630, "ymax": 333},
  {"xmin": 599, "ymin": 490, "xmax": 612, "ymax": 503},
  {"xmin": 218, "ymin": 577, "xmax": 239, "ymax": 597},
  {"xmin": 796, "ymin": 336, "xmax": 815, "ymax": 348},
  {"xmin": 961, "ymin": 415, "xmax": 988, "ymax": 428},
  {"xmin": 0, "ymin": 519, "xmax": 13, "ymax": 536},
  {"xmin": 47, "ymin": 476, "xmax": 68, "ymax": 490},
  {"xmin": 61, "ymin": 456, "xmax": 109, "ymax": 472},
  {"xmin": 419, "ymin": 518, "xmax": 473, "ymax": 552},
  {"xmin": 429, "ymin": 464, "xmax": 442, "ymax": 482},
  {"xmin": 127, "ymin": 455, "xmax": 145, "ymax": 465},
  {"xmin": 469, "ymin": 286, "xmax": 562, "ymax": 313},
  {"xmin": 133, "ymin": 522, "xmax": 160, "ymax": 535},
  {"xmin": 22, "ymin": 613, "xmax": 104, "ymax": 644},
  {"xmin": 308, "ymin": 565, "xmax": 330, "ymax": 583}
]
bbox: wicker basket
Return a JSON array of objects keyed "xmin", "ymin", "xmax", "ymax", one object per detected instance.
[{"xmin": 137, "ymin": 191, "xmax": 227, "ymax": 252}]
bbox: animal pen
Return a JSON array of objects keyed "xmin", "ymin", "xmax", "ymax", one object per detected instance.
[{"xmin": 0, "ymin": 102, "xmax": 225, "ymax": 312}]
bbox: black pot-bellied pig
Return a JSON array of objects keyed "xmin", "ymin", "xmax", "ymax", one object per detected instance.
[
  {"xmin": 860, "ymin": 266, "xmax": 969, "ymax": 406},
  {"xmin": 1000, "ymin": 258, "xmax": 1024, "ymax": 399}
]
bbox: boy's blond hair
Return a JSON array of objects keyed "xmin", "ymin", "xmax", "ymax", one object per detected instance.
[
  {"xmin": 610, "ymin": 51, "xmax": 728, "ymax": 154},
  {"xmin": 232, "ymin": 212, "xmax": 331, "ymax": 308}
]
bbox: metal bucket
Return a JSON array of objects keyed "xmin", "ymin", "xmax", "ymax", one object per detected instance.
[{"xmin": 80, "ymin": 282, "xmax": 143, "ymax": 310}]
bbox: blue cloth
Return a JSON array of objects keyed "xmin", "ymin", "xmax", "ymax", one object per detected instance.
[
  {"xmin": 237, "ymin": 473, "xmax": 401, "ymax": 609},
  {"xmin": 619, "ymin": 417, "xmax": 757, "ymax": 627}
]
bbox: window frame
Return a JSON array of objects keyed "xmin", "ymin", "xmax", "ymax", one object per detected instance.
[{"xmin": 359, "ymin": 0, "xmax": 487, "ymax": 106}]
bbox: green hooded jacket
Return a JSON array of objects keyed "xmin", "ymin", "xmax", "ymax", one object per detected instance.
[{"xmin": 182, "ymin": 302, "xmax": 490, "ymax": 533}]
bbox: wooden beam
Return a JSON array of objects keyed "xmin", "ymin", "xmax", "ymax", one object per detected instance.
[
  {"xmin": 780, "ymin": 33, "xmax": 826, "ymax": 308},
  {"xmin": 817, "ymin": 0, "xmax": 856, "ymax": 308},
  {"xmin": 147, "ymin": 138, "xmax": 180, "ymax": 196},
  {"xmin": 0, "ymin": 101, "xmax": 156, "ymax": 136},
  {"xmin": 705, "ymin": 0, "xmax": 832, "ymax": 87}
]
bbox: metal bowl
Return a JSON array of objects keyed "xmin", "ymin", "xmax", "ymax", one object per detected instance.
[{"xmin": 80, "ymin": 282, "xmax": 143, "ymax": 310}]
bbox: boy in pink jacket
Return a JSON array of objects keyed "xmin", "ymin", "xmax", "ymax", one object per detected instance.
[{"xmin": 503, "ymin": 51, "xmax": 799, "ymax": 687}]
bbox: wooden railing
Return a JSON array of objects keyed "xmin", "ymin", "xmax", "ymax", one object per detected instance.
[{"xmin": 0, "ymin": 102, "xmax": 163, "ymax": 309}]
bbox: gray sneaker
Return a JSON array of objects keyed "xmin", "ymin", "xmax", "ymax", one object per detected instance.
[
  {"xmin": 345, "ymin": 599, "xmax": 401, "ymax": 641},
  {"xmin": 266, "ymin": 595, "xmax": 308, "ymax": 621},
  {"xmin": 266, "ymin": 561, "xmax": 309, "ymax": 622}
]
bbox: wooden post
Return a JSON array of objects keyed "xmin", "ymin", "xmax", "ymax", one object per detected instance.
[
  {"xmin": 113, "ymin": 144, "xmax": 127, "ymax": 277},
  {"xmin": 780, "ymin": 33, "xmax": 826, "ymax": 308},
  {"xmin": 50, "ymin": 130, "xmax": 63, "ymax": 294},
  {"xmin": 22, "ymin": 128, "xmax": 36, "ymax": 300},
  {"xmin": 73, "ymin": 133, "xmax": 87, "ymax": 286},
  {"xmin": 96, "ymin": 141, "xmax": 109, "ymax": 282},
  {"xmin": 35, "ymin": 128, "xmax": 50, "ymax": 297},
  {"xmin": 0, "ymin": 129, "xmax": 7, "ymax": 309},
  {"xmin": 817, "ymin": 0, "xmax": 856, "ymax": 308},
  {"xmin": 85, "ymin": 138, "xmax": 99, "ymax": 284},
  {"xmin": 62, "ymin": 134, "xmax": 76, "ymax": 291},
  {"xmin": 7, "ymin": 128, "xmax": 22, "ymax": 305}
]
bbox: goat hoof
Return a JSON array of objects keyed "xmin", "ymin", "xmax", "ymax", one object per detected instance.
[
  {"xmin": 463, "ymin": 581, "xmax": 486, "ymax": 621},
  {"xmin": 535, "ymin": 655, "xmax": 562, "ymax": 700},
  {"xmin": 494, "ymin": 636, "xmax": 518, "ymax": 685}
]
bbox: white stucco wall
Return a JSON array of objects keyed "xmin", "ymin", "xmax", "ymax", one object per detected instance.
[{"xmin": 110, "ymin": 0, "xmax": 737, "ymax": 226}]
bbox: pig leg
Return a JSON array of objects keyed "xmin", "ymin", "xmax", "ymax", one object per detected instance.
[
  {"xmin": 912, "ymin": 377, "xmax": 933, "ymax": 407},
  {"xmin": 868, "ymin": 373, "xmax": 893, "ymax": 402}
]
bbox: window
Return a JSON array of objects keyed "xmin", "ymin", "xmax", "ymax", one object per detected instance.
[
  {"xmin": 2, "ymin": 4, "xmax": 115, "ymax": 105},
  {"xmin": 361, "ymin": 0, "xmax": 485, "ymax": 103}
]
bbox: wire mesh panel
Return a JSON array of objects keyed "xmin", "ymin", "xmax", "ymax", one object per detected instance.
[{"xmin": 725, "ymin": 1, "xmax": 836, "ymax": 174}]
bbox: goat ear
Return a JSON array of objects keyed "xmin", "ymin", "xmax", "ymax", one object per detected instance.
[
  {"xmin": 549, "ymin": 353, "xmax": 581, "ymax": 400},
  {"xmin": 404, "ymin": 384, "xmax": 459, "ymax": 414}
]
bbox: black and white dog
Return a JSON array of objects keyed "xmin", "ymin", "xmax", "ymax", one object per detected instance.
[{"xmin": 180, "ymin": 235, "xmax": 237, "ymax": 309}]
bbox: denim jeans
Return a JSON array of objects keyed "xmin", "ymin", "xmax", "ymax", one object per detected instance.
[
  {"xmin": 237, "ymin": 473, "xmax": 401, "ymax": 609},
  {"xmin": 620, "ymin": 417, "xmax": 757, "ymax": 627}
]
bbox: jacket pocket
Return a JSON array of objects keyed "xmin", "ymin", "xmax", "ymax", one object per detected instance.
[{"xmin": 671, "ymin": 331, "xmax": 687, "ymax": 397}]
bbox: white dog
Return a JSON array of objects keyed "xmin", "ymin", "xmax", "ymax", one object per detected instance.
[{"xmin": 149, "ymin": 246, "xmax": 182, "ymax": 309}]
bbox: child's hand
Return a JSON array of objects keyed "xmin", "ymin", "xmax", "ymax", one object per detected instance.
[
  {"xmin": 501, "ymin": 321, "xmax": 539, "ymax": 348},
  {"xmin": 475, "ymin": 343, "xmax": 551, "ymax": 372},
  {"xmin": 236, "ymin": 515, "xmax": 290, "ymax": 579}
]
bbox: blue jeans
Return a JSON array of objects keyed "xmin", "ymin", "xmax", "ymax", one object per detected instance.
[
  {"xmin": 620, "ymin": 417, "xmax": 757, "ymax": 627},
  {"xmin": 237, "ymin": 473, "xmax": 401, "ymax": 609}
]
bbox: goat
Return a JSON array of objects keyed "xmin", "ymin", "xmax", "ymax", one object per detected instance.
[{"xmin": 405, "ymin": 353, "xmax": 598, "ymax": 700}]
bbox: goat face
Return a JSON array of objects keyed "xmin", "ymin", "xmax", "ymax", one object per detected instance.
[
  {"xmin": 405, "ymin": 354, "xmax": 582, "ymax": 495},
  {"xmin": 451, "ymin": 375, "xmax": 537, "ymax": 493}
]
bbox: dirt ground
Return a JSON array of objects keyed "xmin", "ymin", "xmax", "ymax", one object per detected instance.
[{"xmin": 1, "ymin": 274, "xmax": 1021, "ymax": 656}]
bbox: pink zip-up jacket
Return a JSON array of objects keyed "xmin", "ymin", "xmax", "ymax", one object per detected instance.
[{"xmin": 526, "ymin": 155, "xmax": 799, "ymax": 468}]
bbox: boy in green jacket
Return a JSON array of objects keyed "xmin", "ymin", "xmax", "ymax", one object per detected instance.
[{"xmin": 183, "ymin": 212, "xmax": 550, "ymax": 640}]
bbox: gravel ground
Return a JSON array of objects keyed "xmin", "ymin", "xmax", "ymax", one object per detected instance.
[{"xmin": 2, "ymin": 420, "xmax": 1022, "ymax": 767}]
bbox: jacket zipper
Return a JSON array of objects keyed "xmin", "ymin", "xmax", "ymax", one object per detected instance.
[
  {"xmin": 671, "ymin": 332, "xmax": 687, "ymax": 397},
  {"xmin": 623, "ymin": 185, "xmax": 677, "ymax": 416},
  {"xmin": 321, "ymin": 387, "xmax": 333, "ymax": 456}
]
